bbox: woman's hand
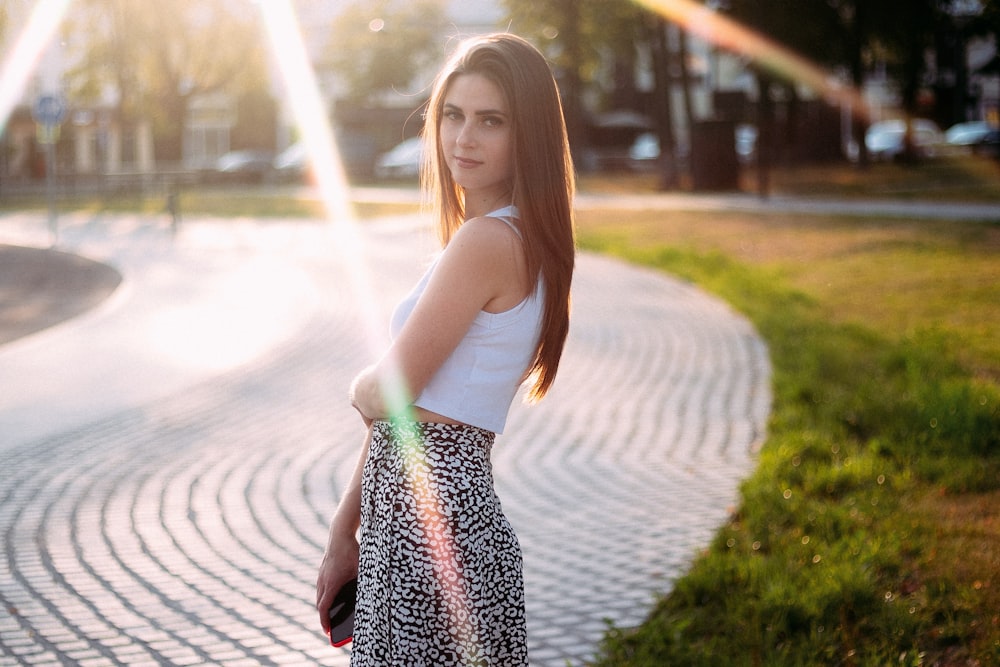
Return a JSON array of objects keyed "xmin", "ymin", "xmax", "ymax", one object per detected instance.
[
  {"xmin": 316, "ymin": 426, "xmax": 369, "ymax": 635},
  {"xmin": 316, "ymin": 536, "xmax": 360, "ymax": 635},
  {"xmin": 349, "ymin": 366, "xmax": 381, "ymax": 427}
]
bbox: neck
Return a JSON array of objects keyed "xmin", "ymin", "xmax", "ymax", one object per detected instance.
[{"xmin": 464, "ymin": 188, "xmax": 512, "ymax": 219}]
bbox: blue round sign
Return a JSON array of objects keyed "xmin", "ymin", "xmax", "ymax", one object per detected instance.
[{"xmin": 33, "ymin": 94, "xmax": 66, "ymax": 125}]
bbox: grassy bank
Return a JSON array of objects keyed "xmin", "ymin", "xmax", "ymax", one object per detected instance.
[{"xmin": 578, "ymin": 207, "xmax": 999, "ymax": 665}]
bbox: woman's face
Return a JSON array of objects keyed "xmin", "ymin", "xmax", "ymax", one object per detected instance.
[{"xmin": 439, "ymin": 73, "xmax": 513, "ymax": 212}]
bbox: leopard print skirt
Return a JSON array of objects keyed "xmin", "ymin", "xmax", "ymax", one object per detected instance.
[{"xmin": 350, "ymin": 420, "xmax": 528, "ymax": 666}]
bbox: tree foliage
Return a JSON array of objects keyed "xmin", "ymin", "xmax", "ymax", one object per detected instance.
[
  {"xmin": 500, "ymin": 0, "xmax": 642, "ymax": 83},
  {"xmin": 724, "ymin": 0, "xmax": 844, "ymax": 68},
  {"xmin": 65, "ymin": 0, "xmax": 268, "ymax": 160},
  {"xmin": 500, "ymin": 0, "xmax": 646, "ymax": 150},
  {"xmin": 983, "ymin": 0, "xmax": 1000, "ymax": 31},
  {"xmin": 720, "ymin": 0, "xmax": 972, "ymax": 171},
  {"xmin": 323, "ymin": 0, "xmax": 449, "ymax": 104},
  {"xmin": 723, "ymin": 0, "xmax": 959, "ymax": 114}
]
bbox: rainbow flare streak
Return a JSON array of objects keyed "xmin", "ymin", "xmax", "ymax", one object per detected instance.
[{"xmin": 634, "ymin": 0, "xmax": 869, "ymax": 119}]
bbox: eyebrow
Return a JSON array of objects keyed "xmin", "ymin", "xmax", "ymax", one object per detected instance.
[{"xmin": 443, "ymin": 102, "xmax": 508, "ymax": 117}]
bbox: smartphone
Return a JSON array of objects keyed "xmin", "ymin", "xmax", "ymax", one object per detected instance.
[{"xmin": 327, "ymin": 578, "xmax": 358, "ymax": 648}]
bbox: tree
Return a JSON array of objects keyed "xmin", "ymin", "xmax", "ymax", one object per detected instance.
[
  {"xmin": 721, "ymin": 0, "xmax": 961, "ymax": 174},
  {"xmin": 721, "ymin": 0, "xmax": 842, "ymax": 191},
  {"xmin": 322, "ymin": 0, "xmax": 448, "ymax": 105},
  {"xmin": 642, "ymin": 15, "xmax": 680, "ymax": 188},
  {"xmin": 500, "ymin": 0, "xmax": 645, "ymax": 156},
  {"xmin": 983, "ymin": 0, "xmax": 1000, "ymax": 29},
  {"xmin": 66, "ymin": 0, "xmax": 269, "ymax": 163}
]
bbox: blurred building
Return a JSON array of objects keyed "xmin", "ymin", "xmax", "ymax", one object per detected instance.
[{"xmin": 1, "ymin": 0, "xmax": 156, "ymax": 183}]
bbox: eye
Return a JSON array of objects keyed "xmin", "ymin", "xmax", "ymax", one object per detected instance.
[
  {"xmin": 482, "ymin": 115, "xmax": 504, "ymax": 128},
  {"xmin": 443, "ymin": 109, "xmax": 463, "ymax": 122}
]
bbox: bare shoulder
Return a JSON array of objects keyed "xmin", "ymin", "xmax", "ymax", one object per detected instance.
[
  {"xmin": 442, "ymin": 216, "xmax": 521, "ymax": 267},
  {"xmin": 453, "ymin": 215, "xmax": 521, "ymax": 248},
  {"xmin": 438, "ymin": 216, "xmax": 528, "ymax": 306}
]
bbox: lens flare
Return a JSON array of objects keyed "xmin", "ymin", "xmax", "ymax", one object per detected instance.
[
  {"xmin": 634, "ymin": 0, "xmax": 869, "ymax": 120},
  {"xmin": 257, "ymin": 2, "xmax": 475, "ymax": 651},
  {"xmin": 255, "ymin": 1, "xmax": 395, "ymax": 360},
  {"xmin": 256, "ymin": 2, "xmax": 422, "ymax": 420},
  {"xmin": 0, "ymin": 0, "xmax": 72, "ymax": 135}
]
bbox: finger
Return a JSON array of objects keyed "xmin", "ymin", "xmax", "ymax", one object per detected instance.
[
  {"xmin": 319, "ymin": 607, "xmax": 331, "ymax": 634},
  {"xmin": 316, "ymin": 586, "xmax": 332, "ymax": 612},
  {"xmin": 317, "ymin": 591, "xmax": 332, "ymax": 632}
]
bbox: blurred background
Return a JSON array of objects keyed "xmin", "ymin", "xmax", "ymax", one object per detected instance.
[
  {"xmin": 2, "ymin": 5, "xmax": 999, "ymax": 665},
  {"xmin": 1, "ymin": 0, "xmax": 998, "ymax": 200}
]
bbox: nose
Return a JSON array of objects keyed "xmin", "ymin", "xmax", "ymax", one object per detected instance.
[{"xmin": 456, "ymin": 120, "xmax": 476, "ymax": 147}]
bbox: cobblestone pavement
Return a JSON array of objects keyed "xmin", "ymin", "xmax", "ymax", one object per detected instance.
[{"xmin": 0, "ymin": 210, "xmax": 771, "ymax": 666}]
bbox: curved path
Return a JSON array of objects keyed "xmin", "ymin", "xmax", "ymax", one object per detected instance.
[{"xmin": 0, "ymin": 210, "xmax": 770, "ymax": 666}]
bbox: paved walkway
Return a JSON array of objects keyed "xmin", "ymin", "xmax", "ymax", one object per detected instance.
[{"xmin": 0, "ymin": 207, "xmax": 771, "ymax": 666}]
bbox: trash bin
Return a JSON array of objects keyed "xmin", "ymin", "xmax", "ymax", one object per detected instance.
[{"xmin": 690, "ymin": 119, "xmax": 739, "ymax": 191}]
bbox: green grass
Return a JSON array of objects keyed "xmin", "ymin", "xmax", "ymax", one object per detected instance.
[{"xmin": 578, "ymin": 211, "xmax": 1000, "ymax": 665}]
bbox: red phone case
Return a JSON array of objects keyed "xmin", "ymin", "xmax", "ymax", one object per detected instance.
[{"xmin": 327, "ymin": 578, "xmax": 358, "ymax": 648}]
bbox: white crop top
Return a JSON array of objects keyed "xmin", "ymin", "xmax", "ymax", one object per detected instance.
[{"xmin": 389, "ymin": 206, "xmax": 544, "ymax": 433}]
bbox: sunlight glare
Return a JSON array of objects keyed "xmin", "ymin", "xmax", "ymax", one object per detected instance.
[
  {"xmin": 0, "ymin": 0, "xmax": 72, "ymax": 135},
  {"xmin": 147, "ymin": 257, "xmax": 319, "ymax": 372},
  {"xmin": 255, "ymin": 3, "xmax": 416, "ymax": 418},
  {"xmin": 255, "ymin": 1, "xmax": 388, "ymax": 355},
  {"xmin": 257, "ymin": 4, "xmax": 475, "ymax": 647},
  {"xmin": 634, "ymin": 0, "xmax": 869, "ymax": 121}
]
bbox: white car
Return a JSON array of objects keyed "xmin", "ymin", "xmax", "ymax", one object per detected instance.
[
  {"xmin": 945, "ymin": 121, "xmax": 993, "ymax": 147},
  {"xmin": 272, "ymin": 142, "xmax": 308, "ymax": 181},
  {"xmin": 865, "ymin": 119, "xmax": 944, "ymax": 161},
  {"xmin": 374, "ymin": 137, "xmax": 424, "ymax": 180},
  {"xmin": 626, "ymin": 127, "xmax": 752, "ymax": 168}
]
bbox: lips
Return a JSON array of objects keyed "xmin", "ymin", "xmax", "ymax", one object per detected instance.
[{"xmin": 453, "ymin": 155, "xmax": 482, "ymax": 168}]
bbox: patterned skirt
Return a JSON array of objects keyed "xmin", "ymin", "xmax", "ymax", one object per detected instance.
[{"xmin": 350, "ymin": 420, "xmax": 528, "ymax": 667}]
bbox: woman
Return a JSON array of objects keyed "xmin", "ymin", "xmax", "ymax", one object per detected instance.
[{"xmin": 316, "ymin": 33, "xmax": 575, "ymax": 665}]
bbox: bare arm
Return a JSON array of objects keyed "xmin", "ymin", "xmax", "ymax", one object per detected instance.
[{"xmin": 315, "ymin": 424, "xmax": 370, "ymax": 633}]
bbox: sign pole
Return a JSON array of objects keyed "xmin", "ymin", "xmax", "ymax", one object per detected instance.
[
  {"xmin": 33, "ymin": 94, "xmax": 65, "ymax": 247},
  {"xmin": 46, "ymin": 136, "xmax": 57, "ymax": 246}
]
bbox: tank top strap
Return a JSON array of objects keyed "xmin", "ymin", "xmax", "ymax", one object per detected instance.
[{"xmin": 484, "ymin": 205, "xmax": 521, "ymax": 238}]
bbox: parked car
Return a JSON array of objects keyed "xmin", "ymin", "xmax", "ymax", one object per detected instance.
[
  {"xmin": 945, "ymin": 121, "xmax": 993, "ymax": 147},
  {"xmin": 975, "ymin": 128, "xmax": 1000, "ymax": 159},
  {"xmin": 864, "ymin": 119, "xmax": 944, "ymax": 161},
  {"xmin": 374, "ymin": 137, "xmax": 424, "ymax": 180},
  {"xmin": 271, "ymin": 134, "xmax": 381, "ymax": 181},
  {"xmin": 627, "ymin": 124, "xmax": 753, "ymax": 170},
  {"xmin": 273, "ymin": 142, "xmax": 307, "ymax": 181},
  {"xmin": 735, "ymin": 124, "xmax": 758, "ymax": 164},
  {"xmin": 211, "ymin": 149, "xmax": 275, "ymax": 183},
  {"xmin": 627, "ymin": 132, "xmax": 661, "ymax": 170}
]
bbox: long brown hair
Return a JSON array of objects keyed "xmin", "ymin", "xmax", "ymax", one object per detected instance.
[{"xmin": 422, "ymin": 33, "xmax": 576, "ymax": 401}]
